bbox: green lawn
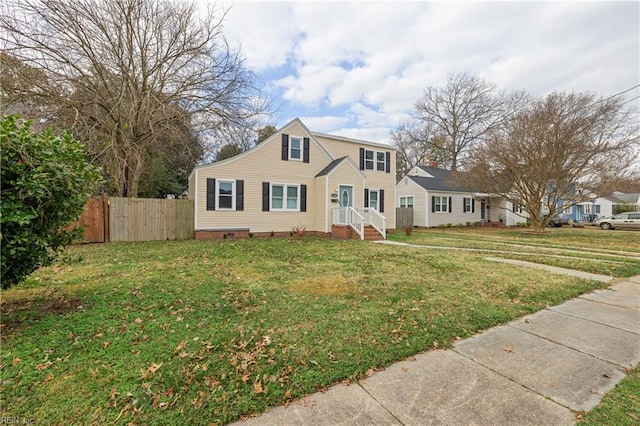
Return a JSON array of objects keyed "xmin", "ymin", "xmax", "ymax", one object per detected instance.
[
  {"xmin": 389, "ymin": 227, "xmax": 640, "ymax": 277},
  {"xmin": 0, "ymin": 234, "xmax": 635, "ymax": 424}
]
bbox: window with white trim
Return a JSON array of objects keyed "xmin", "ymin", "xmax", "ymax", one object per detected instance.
[
  {"xmin": 583, "ymin": 204, "xmax": 592, "ymax": 214},
  {"xmin": 376, "ymin": 152, "xmax": 386, "ymax": 171},
  {"xmin": 289, "ymin": 137, "xmax": 302, "ymax": 161},
  {"xmin": 595, "ymin": 205, "xmax": 601, "ymax": 214},
  {"xmin": 400, "ymin": 196, "xmax": 414, "ymax": 208},
  {"xmin": 364, "ymin": 150, "xmax": 374, "ymax": 170},
  {"xmin": 463, "ymin": 197, "xmax": 473, "ymax": 213},
  {"xmin": 369, "ymin": 189, "xmax": 379, "ymax": 210},
  {"xmin": 562, "ymin": 203, "xmax": 572, "ymax": 214},
  {"xmin": 434, "ymin": 196, "xmax": 449, "ymax": 213},
  {"xmin": 270, "ymin": 183, "xmax": 299, "ymax": 211},
  {"xmin": 217, "ymin": 180, "xmax": 235, "ymax": 210}
]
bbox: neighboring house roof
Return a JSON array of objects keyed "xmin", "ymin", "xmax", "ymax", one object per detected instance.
[
  {"xmin": 609, "ymin": 192, "xmax": 640, "ymax": 204},
  {"xmin": 408, "ymin": 166, "xmax": 477, "ymax": 193}
]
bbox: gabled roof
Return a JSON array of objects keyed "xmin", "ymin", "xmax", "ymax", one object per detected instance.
[
  {"xmin": 315, "ymin": 157, "xmax": 347, "ymax": 177},
  {"xmin": 407, "ymin": 166, "xmax": 476, "ymax": 193},
  {"xmin": 188, "ymin": 118, "xmax": 333, "ymax": 178},
  {"xmin": 315, "ymin": 156, "xmax": 366, "ymax": 179}
]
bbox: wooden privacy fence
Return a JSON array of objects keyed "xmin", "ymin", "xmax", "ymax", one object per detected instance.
[
  {"xmin": 76, "ymin": 196, "xmax": 194, "ymax": 242},
  {"xmin": 396, "ymin": 207, "xmax": 414, "ymax": 229}
]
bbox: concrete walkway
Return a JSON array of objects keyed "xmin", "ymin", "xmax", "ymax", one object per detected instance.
[{"xmin": 232, "ymin": 273, "xmax": 640, "ymax": 426}]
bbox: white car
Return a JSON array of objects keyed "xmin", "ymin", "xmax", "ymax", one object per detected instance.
[{"xmin": 595, "ymin": 212, "xmax": 640, "ymax": 230}]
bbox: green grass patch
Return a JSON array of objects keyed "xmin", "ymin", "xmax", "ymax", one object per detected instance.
[
  {"xmin": 580, "ymin": 367, "xmax": 640, "ymax": 425},
  {"xmin": 0, "ymin": 237, "xmax": 621, "ymax": 424},
  {"xmin": 389, "ymin": 227, "xmax": 640, "ymax": 277}
]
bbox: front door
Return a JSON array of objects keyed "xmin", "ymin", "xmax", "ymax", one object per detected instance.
[{"xmin": 338, "ymin": 185, "xmax": 353, "ymax": 224}]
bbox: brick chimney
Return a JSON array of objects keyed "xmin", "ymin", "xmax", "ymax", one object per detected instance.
[{"xmin": 429, "ymin": 160, "xmax": 438, "ymax": 168}]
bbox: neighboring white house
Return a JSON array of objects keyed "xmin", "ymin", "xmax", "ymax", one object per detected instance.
[{"xmin": 396, "ymin": 165, "xmax": 529, "ymax": 228}]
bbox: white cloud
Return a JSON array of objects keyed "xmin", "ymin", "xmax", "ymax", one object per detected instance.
[{"xmin": 215, "ymin": 1, "xmax": 639, "ymax": 144}]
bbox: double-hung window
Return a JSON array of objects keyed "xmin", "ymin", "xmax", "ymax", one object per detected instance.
[
  {"xmin": 207, "ymin": 178, "xmax": 243, "ymax": 211},
  {"xmin": 463, "ymin": 197, "xmax": 473, "ymax": 213},
  {"xmin": 368, "ymin": 190, "xmax": 379, "ymax": 210},
  {"xmin": 364, "ymin": 150, "xmax": 375, "ymax": 170},
  {"xmin": 289, "ymin": 137, "xmax": 302, "ymax": 161},
  {"xmin": 400, "ymin": 196, "xmax": 414, "ymax": 208},
  {"xmin": 271, "ymin": 183, "xmax": 299, "ymax": 211},
  {"xmin": 217, "ymin": 180, "xmax": 235, "ymax": 210},
  {"xmin": 376, "ymin": 152, "xmax": 386, "ymax": 171},
  {"xmin": 434, "ymin": 196, "xmax": 449, "ymax": 213}
]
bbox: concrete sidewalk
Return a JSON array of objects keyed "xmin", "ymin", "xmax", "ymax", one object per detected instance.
[{"xmin": 232, "ymin": 274, "xmax": 640, "ymax": 426}]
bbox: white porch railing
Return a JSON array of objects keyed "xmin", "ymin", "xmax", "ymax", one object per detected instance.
[
  {"xmin": 358, "ymin": 208, "xmax": 386, "ymax": 239},
  {"xmin": 332, "ymin": 207, "xmax": 365, "ymax": 239}
]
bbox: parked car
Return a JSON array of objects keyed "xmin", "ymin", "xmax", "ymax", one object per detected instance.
[
  {"xmin": 595, "ymin": 212, "xmax": 640, "ymax": 230},
  {"xmin": 544, "ymin": 213, "xmax": 571, "ymax": 227}
]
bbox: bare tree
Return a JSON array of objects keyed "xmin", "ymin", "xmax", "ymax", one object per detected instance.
[
  {"xmin": 392, "ymin": 120, "xmax": 448, "ymax": 180},
  {"xmin": 410, "ymin": 72, "xmax": 524, "ymax": 171},
  {"xmin": 0, "ymin": 0, "xmax": 272, "ymax": 197},
  {"xmin": 464, "ymin": 92, "xmax": 639, "ymax": 232}
]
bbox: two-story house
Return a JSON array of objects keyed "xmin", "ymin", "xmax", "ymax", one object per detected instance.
[{"xmin": 188, "ymin": 118, "xmax": 396, "ymax": 240}]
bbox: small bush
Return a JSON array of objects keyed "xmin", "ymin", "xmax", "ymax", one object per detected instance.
[
  {"xmin": 292, "ymin": 223, "xmax": 306, "ymax": 238},
  {"xmin": 466, "ymin": 222, "xmax": 472, "ymax": 226},
  {"xmin": 404, "ymin": 226, "xmax": 413, "ymax": 236},
  {"xmin": 248, "ymin": 232, "xmax": 254, "ymax": 238},
  {"xmin": 1, "ymin": 116, "xmax": 102, "ymax": 289},
  {"xmin": 446, "ymin": 223, "xmax": 453, "ymax": 228}
]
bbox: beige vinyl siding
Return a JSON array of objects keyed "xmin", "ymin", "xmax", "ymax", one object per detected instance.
[
  {"xmin": 326, "ymin": 161, "xmax": 365, "ymax": 216},
  {"xmin": 396, "ymin": 177, "xmax": 426, "ymax": 226},
  {"xmin": 193, "ymin": 121, "xmax": 331, "ymax": 233},
  {"xmin": 314, "ymin": 135, "xmax": 396, "ymax": 228}
]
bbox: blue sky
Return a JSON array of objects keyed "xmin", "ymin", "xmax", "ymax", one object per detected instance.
[{"xmin": 214, "ymin": 1, "xmax": 640, "ymax": 145}]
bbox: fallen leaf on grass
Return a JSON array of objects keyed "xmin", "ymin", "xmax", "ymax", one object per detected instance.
[
  {"xmin": 12, "ymin": 357, "xmax": 21, "ymax": 365},
  {"xmin": 103, "ymin": 340, "xmax": 111, "ymax": 349},
  {"xmin": 134, "ymin": 317, "xmax": 143, "ymax": 324},
  {"xmin": 36, "ymin": 361, "xmax": 52, "ymax": 370},
  {"xmin": 366, "ymin": 368, "xmax": 375, "ymax": 377},
  {"xmin": 174, "ymin": 341, "xmax": 186, "ymax": 353},
  {"xmin": 148, "ymin": 363, "xmax": 162, "ymax": 374},
  {"xmin": 253, "ymin": 381, "xmax": 263, "ymax": 394}
]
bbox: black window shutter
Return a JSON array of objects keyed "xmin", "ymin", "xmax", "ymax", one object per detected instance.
[
  {"xmin": 432, "ymin": 196, "xmax": 435, "ymax": 213},
  {"xmin": 472, "ymin": 199, "xmax": 475, "ymax": 213},
  {"xmin": 448, "ymin": 197, "xmax": 452, "ymax": 213},
  {"xmin": 236, "ymin": 180, "xmax": 244, "ymax": 211},
  {"xmin": 281, "ymin": 134, "xmax": 289, "ymax": 161},
  {"xmin": 262, "ymin": 182, "xmax": 270, "ymax": 211},
  {"xmin": 364, "ymin": 188, "xmax": 369, "ymax": 207},
  {"xmin": 300, "ymin": 184, "xmax": 307, "ymax": 212},
  {"xmin": 379, "ymin": 189, "xmax": 385, "ymax": 213},
  {"xmin": 207, "ymin": 178, "xmax": 216, "ymax": 210},
  {"xmin": 385, "ymin": 152, "xmax": 390, "ymax": 174},
  {"xmin": 303, "ymin": 138, "xmax": 310, "ymax": 163},
  {"xmin": 359, "ymin": 148, "xmax": 365, "ymax": 170}
]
